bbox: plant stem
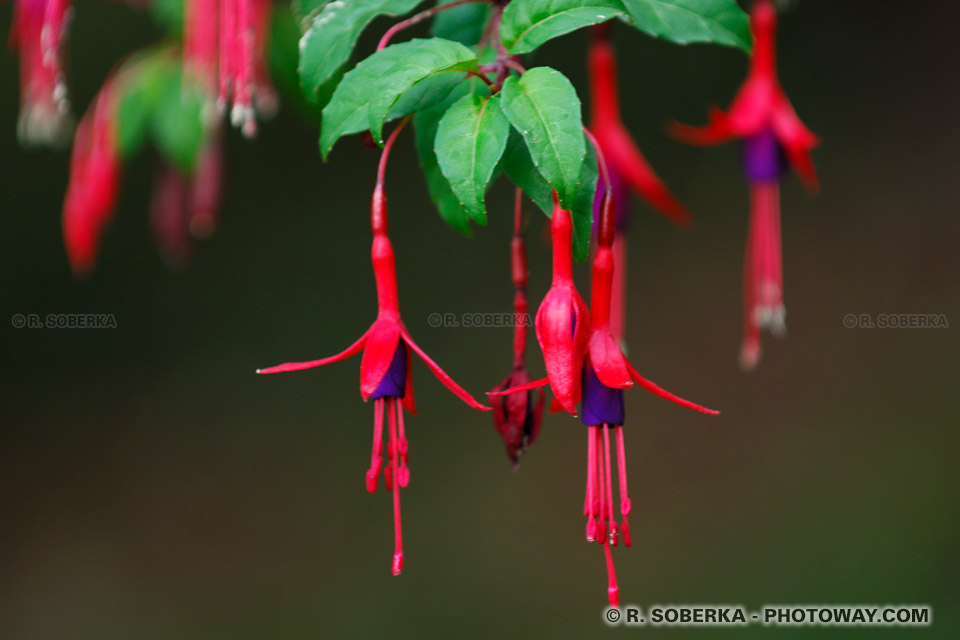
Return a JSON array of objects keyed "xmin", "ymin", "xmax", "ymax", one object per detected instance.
[
  {"xmin": 583, "ymin": 127, "xmax": 611, "ymax": 193},
  {"xmin": 376, "ymin": 116, "xmax": 412, "ymax": 188}
]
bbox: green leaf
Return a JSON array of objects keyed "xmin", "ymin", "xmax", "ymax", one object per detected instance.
[
  {"xmin": 504, "ymin": 129, "xmax": 595, "ymax": 261},
  {"xmin": 291, "ymin": 0, "xmax": 330, "ymax": 32},
  {"xmin": 321, "ymin": 40, "xmax": 464, "ymax": 159},
  {"xmin": 151, "ymin": 67, "xmax": 205, "ymax": 173},
  {"xmin": 501, "ymin": 0, "xmax": 626, "ymax": 54},
  {"xmin": 499, "ymin": 66, "xmax": 585, "ymax": 210},
  {"xmin": 271, "ymin": 5, "xmax": 307, "ymax": 94},
  {"xmin": 620, "ymin": 0, "xmax": 750, "ymax": 51},
  {"xmin": 430, "ymin": 1, "xmax": 491, "ymax": 46},
  {"xmin": 150, "ymin": 0, "xmax": 184, "ymax": 35},
  {"xmin": 298, "ymin": 0, "xmax": 426, "ymax": 103},
  {"xmin": 116, "ymin": 53, "xmax": 173, "ymax": 159},
  {"xmin": 569, "ymin": 138, "xmax": 597, "ymax": 262},
  {"xmin": 368, "ymin": 37, "xmax": 477, "ymax": 145},
  {"xmin": 434, "ymin": 93, "xmax": 509, "ymax": 225},
  {"xmin": 413, "ymin": 79, "xmax": 487, "ymax": 236}
]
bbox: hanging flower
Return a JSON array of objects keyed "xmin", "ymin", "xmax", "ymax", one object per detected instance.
[
  {"xmin": 258, "ymin": 119, "xmax": 490, "ymax": 575},
  {"xmin": 11, "ymin": 0, "xmax": 74, "ymax": 146},
  {"xmin": 62, "ymin": 80, "xmax": 121, "ymax": 277},
  {"xmin": 534, "ymin": 195, "xmax": 590, "ymax": 416},
  {"xmin": 212, "ymin": 0, "xmax": 277, "ymax": 137},
  {"xmin": 492, "ymin": 187, "xmax": 719, "ymax": 607},
  {"xmin": 587, "ymin": 24, "xmax": 691, "ymax": 228},
  {"xmin": 670, "ymin": 0, "xmax": 819, "ymax": 368},
  {"xmin": 581, "ymin": 189, "xmax": 719, "ymax": 607},
  {"xmin": 490, "ymin": 189, "xmax": 545, "ymax": 468}
]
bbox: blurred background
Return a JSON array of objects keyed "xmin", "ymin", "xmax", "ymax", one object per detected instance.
[{"xmin": 2, "ymin": 1, "xmax": 958, "ymax": 638}]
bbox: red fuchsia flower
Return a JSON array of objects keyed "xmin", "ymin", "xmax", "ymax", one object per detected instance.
[
  {"xmin": 184, "ymin": 0, "xmax": 219, "ymax": 107},
  {"xmin": 62, "ymin": 58, "xmax": 224, "ymax": 276},
  {"xmin": 257, "ymin": 119, "xmax": 490, "ymax": 576},
  {"xmin": 670, "ymin": 0, "xmax": 819, "ymax": 369},
  {"xmin": 586, "ymin": 24, "xmax": 693, "ymax": 348},
  {"xmin": 535, "ymin": 195, "xmax": 591, "ymax": 416},
  {"xmin": 490, "ymin": 189, "xmax": 545, "ymax": 468},
  {"xmin": 581, "ymin": 184, "xmax": 719, "ymax": 609},
  {"xmin": 587, "ymin": 24, "xmax": 692, "ymax": 229},
  {"xmin": 149, "ymin": 137, "xmax": 223, "ymax": 268},
  {"xmin": 188, "ymin": 135, "xmax": 224, "ymax": 239},
  {"xmin": 492, "ymin": 182, "xmax": 720, "ymax": 607},
  {"xmin": 11, "ymin": 0, "xmax": 74, "ymax": 146},
  {"xmin": 489, "ymin": 194, "xmax": 595, "ymax": 417},
  {"xmin": 62, "ymin": 79, "xmax": 121, "ymax": 277},
  {"xmin": 214, "ymin": 0, "xmax": 277, "ymax": 137}
]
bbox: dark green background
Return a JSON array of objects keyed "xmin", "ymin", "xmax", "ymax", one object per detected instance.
[{"xmin": 2, "ymin": 2, "xmax": 958, "ymax": 638}]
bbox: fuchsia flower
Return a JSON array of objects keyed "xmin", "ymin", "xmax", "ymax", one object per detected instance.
[
  {"xmin": 587, "ymin": 24, "xmax": 694, "ymax": 346},
  {"xmin": 588, "ymin": 24, "xmax": 691, "ymax": 229},
  {"xmin": 670, "ymin": 0, "xmax": 819, "ymax": 368},
  {"xmin": 149, "ymin": 139, "xmax": 223, "ymax": 267},
  {"xmin": 490, "ymin": 190, "xmax": 544, "ymax": 467},
  {"xmin": 493, "ymin": 179, "xmax": 719, "ymax": 606},
  {"xmin": 580, "ymin": 188, "xmax": 719, "ymax": 608},
  {"xmin": 258, "ymin": 120, "xmax": 490, "ymax": 575},
  {"xmin": 184, "ymin": 0, "xmax": 220, "ymax": 101},
  {"xmin": 533, "ymin": 195, "xmax": 591, "ymax": 416},
  {"xmin": 61, "ymin": 59, "xmax": 224, "ymax": 277},
  {"xmin": 209, "ymin": 0, "xmax": 277, "ymax": 137},
  {"xmin": 11, "ymin": 0, "xmax": 73, "ymax": 146},
  {"xmin": 62, "ymin": 80, "xmax": 121, "ymax": 277}
]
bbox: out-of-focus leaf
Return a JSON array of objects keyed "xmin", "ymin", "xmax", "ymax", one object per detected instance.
[
  {"xmin": 150, "ymin": 0, "xmax": 184, "ymax": 35},
  {"xmin": 116, "ymin": 53, "xmax": 174, "ymax": 159},
  {"xmin": 151, "ymin": 67, "xmax": 205, "ymax": 173}
]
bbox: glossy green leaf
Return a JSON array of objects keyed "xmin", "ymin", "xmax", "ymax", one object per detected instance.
[
  {"xmin": 501, "ymin": 0, "xmax": 626, "ymax": 54},
  {"xmin": 291, "ymin": 0, "xmax": 330, "ymax": 32},
  {"xmin": 321, "ymin": 40, "xmax": 463, "ymax": 159},
  {"xmin": 413, "ymin": 79, "xmax": 487, "ymax": 236},
  {"xmin": 434, "ymin": 93, "xmax": 509, "ymax": 225},
  {"xmin": 430, "ymin": 1, "xmax": 491, "ymax": 46},
  {"xmin": 503, "ymin": 129, "xmax": 595, "ymax": 261},
  {"xmin": 499, "ymin": 66, "xmax": 585, "ymax": 210},
  {"xmin": 367, "ymin": 37, "xmax": 477, "ymax": 144},
  {"xmin": 620, "ymin": 0, "xmax": 750, "ymax": 50},
  {"xmin": 569, "ymin": 138, "xmax": 597, "ymax": 262},
  {"xmin": 298, "ymin": 0, "xmax": 426, "ymax": 104},
  {"xmin": 502, "ymin": 129, "xmax": 552, "ymax": 215}
]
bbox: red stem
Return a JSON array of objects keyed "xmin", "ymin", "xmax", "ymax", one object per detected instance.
[
  {"xmin": 549, "ymin": 194, "xmax": 574, "ymax": 283},
  {"xmin": 583, "ymin": 127, "xmax": 611, "ymax": 193}
]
